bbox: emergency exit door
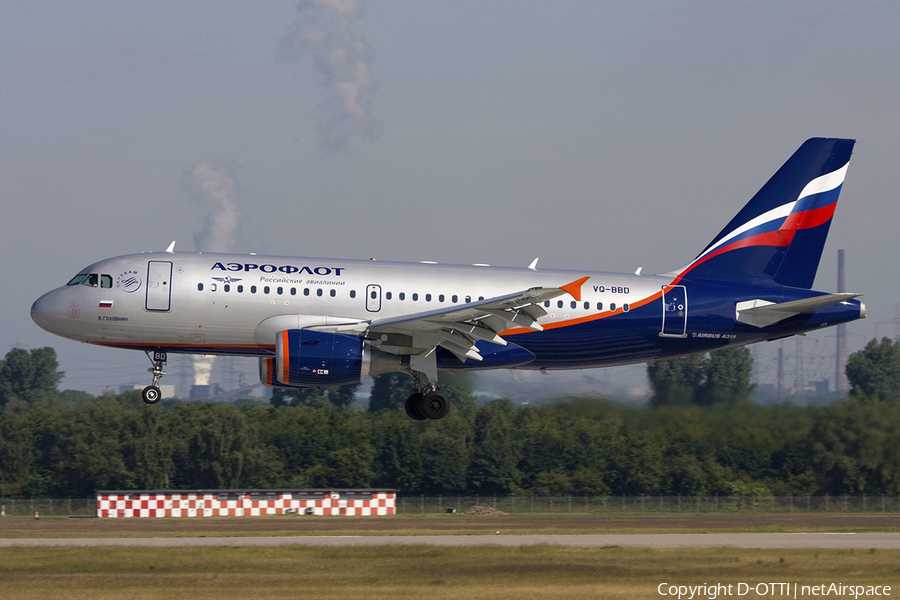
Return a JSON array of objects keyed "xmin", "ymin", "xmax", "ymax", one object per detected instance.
[
  {"xmin": 366, "ymin": 284, "xmax": 382, "ymax": 312},
  {"xmin": 146, "ymin": 261, "xmax": 173, "ymax": 311}
]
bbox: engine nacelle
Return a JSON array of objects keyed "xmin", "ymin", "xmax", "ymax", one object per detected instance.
[{"xmin": 259, "ymin": 329, "xmax": 400, "ymax": 388}]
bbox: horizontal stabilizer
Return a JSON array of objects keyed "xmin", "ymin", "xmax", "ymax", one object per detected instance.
[{"xmin": 736, "ymin": 293, "xmax": 862, "ymax": 328}]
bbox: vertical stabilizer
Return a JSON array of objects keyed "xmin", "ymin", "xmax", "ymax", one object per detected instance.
[{"xmin": 674, "ymin": 138, "xmax": 855, "ymax": 288}]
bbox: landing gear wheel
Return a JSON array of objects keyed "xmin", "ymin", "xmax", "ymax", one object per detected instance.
[
  {"xmin": 142, "ymin": 385, "xmax": 161, "ymax": 405},
  {"xmin": 421, "ymin": 390, "xmax": 450, "ymax": 420},
  {"xmin": 405, "ymin": 392, "xmax": 427, "ymax": 421}
]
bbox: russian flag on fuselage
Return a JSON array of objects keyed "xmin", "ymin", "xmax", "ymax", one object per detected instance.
[{"xmin": 676, "ymin": 138, "xmax": 854, "ymax": 289}]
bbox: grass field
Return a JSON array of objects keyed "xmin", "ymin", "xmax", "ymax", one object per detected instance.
[
  {"xmin": 3, "ymin": 514, "xmax": 900, "ymax": 598},
  {"xmin": 1, "ymin": 545, "xmax": 899, "ymax": 599}
]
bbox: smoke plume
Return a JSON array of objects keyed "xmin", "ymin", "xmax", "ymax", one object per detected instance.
[
  {"xmin": 183, "ymin": 161, "xmax": 239, "ymax": 253},
  {"xmin": 280, "ymin": 0, "xmax": 382, "ymax": 152},
  {"xmin": 182, "ymin": 161, "xmax": 242, "ymax": 390}
]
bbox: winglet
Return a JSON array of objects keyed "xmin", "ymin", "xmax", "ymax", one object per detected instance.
[
  {"xmin": 165, "ymin": 241, "xmax": 176, "ymax": 254},
  {"xmin": 560, "ymin": 276, "xmax": 590, "ymax": 302}
]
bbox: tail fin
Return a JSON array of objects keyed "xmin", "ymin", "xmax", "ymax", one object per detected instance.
[{"xmin": 674, "ymin": 138, "xmax": 855, "ymax": 289}]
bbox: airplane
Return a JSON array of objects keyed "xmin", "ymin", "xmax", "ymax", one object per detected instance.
[{"xmin": 31, "ymin": 138, "xmax": 865, "ymax": 419}]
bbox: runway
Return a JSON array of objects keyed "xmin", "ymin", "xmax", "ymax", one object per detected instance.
[{"xmin": 3, "ymin": 532, "xmax": 900, "ymax": 549}]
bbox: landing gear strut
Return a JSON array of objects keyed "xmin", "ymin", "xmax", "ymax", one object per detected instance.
[
  {"xmin": 142, "ymin": 351, "xmax": 167, "ymax": 405},
  {"xmin": 404, "ymin": 373, "xmax": 449, "ymax": 420}
]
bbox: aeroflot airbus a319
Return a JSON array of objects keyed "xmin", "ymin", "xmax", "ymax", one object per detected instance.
[{"xmin": 32, "ymin": 138, "xmax": 865, "ymax": 419}]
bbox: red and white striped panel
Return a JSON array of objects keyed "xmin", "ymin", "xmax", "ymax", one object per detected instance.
[{"xmin": 96, "ymin": 492, "xmax": 396, "ymax": 518}]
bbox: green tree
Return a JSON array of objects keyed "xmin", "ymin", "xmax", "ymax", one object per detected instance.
[
  {"xmin": 0, "ymin": 411, "xmax": 34, "ymax": 496},
  {"xmin": 467, "ymin": 399, "xmax": 521, "ymax": 494},
  {"xmin": 368, "ymin": 373, "xmax": 410, "ymax": 412},
  {"xmin": 172, "ymin": 403, "xmax": 262, "ymax": 488},
  {"xmin": 809, "ymin": 399, "xmax": 900, "ymax": 494},
  {"xmin": 647, "ymin": 355, "xmax": 703, "ymax": 407},
  {"xmin": 0, "ymin": 347, "xmax": 64, "ymax": 412},
  {"xmin": 31, "ymin": 398, "xmax": 137, "ymax": 496},
  {"xmin": 648, "ymin": 347, "xmax": 754, "ymax": 407},
  {"xmin": 271, "ymin": 383, "xmax": 361, "ymax": 408},
  {"xmin": 846, "ymin": 337, "xmax": 900, "ymax": 401},
  {"xmin": 698, "ymin": 347, "xmax": 754, "ymax": 406}
]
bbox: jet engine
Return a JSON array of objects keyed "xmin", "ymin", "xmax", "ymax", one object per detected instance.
[{"xmin": 259, "ymin": 329, "xmax": 399, "ymax": 388}]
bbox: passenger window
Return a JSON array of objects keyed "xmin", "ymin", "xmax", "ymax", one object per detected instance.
[
  {"xmin": 452, "ymin": 295, "xmax": 458, "ymax": 303},
  {"xmin": 479, "ymin": 296, "xmax": 484, "ymax": 301},
  {"xmin": 557, "ymin": 301, "xmax": 563, "ymax": 309},
  {"xmin": 251, "ymin": 286, "xmax": 257, "ymax": 293},
  {"xmin": 623, "ymin": 303, "xmax": 630, "ymax": 312},
  {"xmin": 386, "ymin": 292, "xmax": 392, "ymax": 300},
  {"xmin": 317, "ymin": 289, "xmax": 323, "ymax": 297},
  {"xmin": 465, "ymin": 296, "xmax": 471, "ymax": 303},
  {"xmin": 198, "ymin": 283, "xmax": 204, "ymax": 291},
  {"xmin": 597, "ymin": 302, "xmax": 603, "ymax": 310},
  {"xmin": 570, "ymin": 301, "xmax": 576, "ymax": 309},
  {"xmin": 399, "ymin": 292, "xmax": 405, "ymax": 301},
  {"xmin": 544, "ymin": 301, "xmax": 550, "ymax": 307},
  {"xmin": 100, "ymin": 275, "xmax": 113, "ymax": 288},
  {"xmin": 350, "ymin": 290, "xmax": 356, "ymax": 298},
  {"xmin": 412, "ymin": 293, "xmax": 418, "ymax": 301},
  {"xmin": 238, "ymin": 285, "xmax": 243, "ymax": 293},
  {"xmin": 224, "ymin": 284, "xmax": 230, "ymax": 292},
  {"xmin": 330, "ymin": 289, "xmax": 336, "ymax": 297},
  {"xmin": 264, "ymin": 286, "xmax": 270, "ymax": 294},
  {"xmin": 290, "ymin": 288, "xmax": 296, "ymax": 295},
  {"xmin": 610, "ymin": 303, "xmax": 617, "ymax": 311},
  {"xmin": 304, "ymin": 288, "xmax": 310, "ymax": 296},
  {"xmin": 425, "ymin": 294, "xmax": 431, "ymax": 302},
  {"xmin": 439, "ymin": 294, "xmax": 445, "ymax": 302},
  {"xmin": 584, "ymin": 302, "xmax": 589, "ymax": 310},
  {"xmin": 277, "ymin": 287, "xmax": 283, "ymax": 295}
]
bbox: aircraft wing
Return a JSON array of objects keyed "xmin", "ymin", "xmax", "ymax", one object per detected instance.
[
  {"xmin": 736, "ymin": 293, "xmax": 862, "ymax": 328},
  {"xmin": 364, "ymin": 277, "xmax": 589, "ymax": 367}
]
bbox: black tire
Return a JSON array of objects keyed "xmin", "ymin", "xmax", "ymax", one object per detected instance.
[
  {"xmin": 404, "ymin": 392, "xmax": 427, "ymax": 420},
  {"xmin": 142, "ymin": 385, "xmax": 162, "ymax": 405},
  {"xmin": 421, "ymin": 390, "xmax": 450, "ymax": 420}
]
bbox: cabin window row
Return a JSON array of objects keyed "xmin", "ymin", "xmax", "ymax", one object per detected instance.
[
  {"xmin": 544, "ymin": 300, "xmax": 630, "ymax": 312},
  {"xmin": 195, "ymin": 284, "xmax": 628, "ymax": 312},
  {"xmin": 197, "ymin": 283, "xmax": 344, "ymax": 297}
]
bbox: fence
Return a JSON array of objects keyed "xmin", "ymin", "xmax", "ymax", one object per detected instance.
[
  {"xmin": 3, "ymin": 496, "xmax": 900, "ymax": 517},
  {"xmin": 0, "ymin": 498, "xmax": 96, "ymax": 517},
  {"xmin": 395, "ymin": 495, "xmax": 900, "ymax": 515}
]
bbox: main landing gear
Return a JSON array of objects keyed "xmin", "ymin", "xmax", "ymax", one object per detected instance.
[
  {"xmin": 141, "ymin": 351, "xmax": 167, "ymax": 405},
  {"xmin": 404, "ymin": 374, "xmax": 450, "ymax": 421}
]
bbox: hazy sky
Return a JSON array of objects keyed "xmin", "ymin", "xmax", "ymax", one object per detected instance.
[{"xmin": 3, "ymin": 1, "xmax": 898, "ymax": 397}]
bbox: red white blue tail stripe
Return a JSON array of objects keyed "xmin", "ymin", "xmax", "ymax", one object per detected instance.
[{"xmin": 672, "ymin": 138, "xmax": 854, "ymax": 289}]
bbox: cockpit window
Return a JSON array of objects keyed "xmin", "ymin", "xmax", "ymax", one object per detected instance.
[{"xmin": 66, "ymin": 273, "xmax": 116, "ymax": 288}]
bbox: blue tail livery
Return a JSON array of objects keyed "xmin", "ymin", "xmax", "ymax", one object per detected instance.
[
  {"xmin": 32, "ymin": 138, "xmax": 865, "ymax": 419},
  {"xmin": 674, "ymin": 138, "xmax": 854, "ymax": 288}
]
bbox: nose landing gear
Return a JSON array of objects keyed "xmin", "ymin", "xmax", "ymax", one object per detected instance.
[{"xmin": 142, "ymin": 351, "xmax": 167, "ymax": 405}]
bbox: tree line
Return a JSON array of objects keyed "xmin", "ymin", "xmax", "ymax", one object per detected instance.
[{"xmin": 1, "ymin": 342, "xmax": 900, "ymax": 499}]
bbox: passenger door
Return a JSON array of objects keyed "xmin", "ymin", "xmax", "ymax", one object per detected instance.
[{"xmin": 146, "ymin": 261, "xmax": 173, "ymax": 311}]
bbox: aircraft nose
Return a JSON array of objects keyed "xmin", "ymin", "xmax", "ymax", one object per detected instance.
[{"xmin": 31, "ymin": 290, "xmax": 63, "ymax": 334}]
